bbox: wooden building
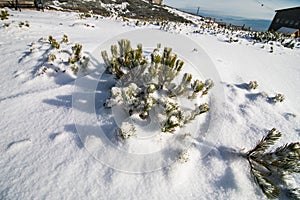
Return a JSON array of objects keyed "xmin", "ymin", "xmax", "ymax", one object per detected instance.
[{"xmin": 268, "ymin": 7, "xmax": 300, "ymax": 32}]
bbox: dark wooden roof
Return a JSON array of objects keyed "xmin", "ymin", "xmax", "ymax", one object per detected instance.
[{"xmin": 275, "ymin": 6, "xmax": 300, "ymax": 12}]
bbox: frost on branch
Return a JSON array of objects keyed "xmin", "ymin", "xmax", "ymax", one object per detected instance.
[
  {"xmin": 101, "ymin": 39, "xmax": 214, "ymax": 136},
  {"xmin": 244, "ymin": 128, "xmax": 300, "ymax": 199}
]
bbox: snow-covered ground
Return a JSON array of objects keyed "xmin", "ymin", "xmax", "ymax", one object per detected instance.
[{"xmin": 0, "ymin": 8, "xmax": 299, "ymax": 199}]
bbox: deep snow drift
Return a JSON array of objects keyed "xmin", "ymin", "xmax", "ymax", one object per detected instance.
[{"xmin": 0, "ymin": 9, "xmax": 299, "ymax": 199}]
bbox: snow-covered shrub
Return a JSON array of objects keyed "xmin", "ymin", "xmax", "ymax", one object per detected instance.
[
  {"xmin": 79, "ymin": 12, "xmax": 92, "ymax": 19},
  {"xmin": 48, "ymin": 54, "xmax": 56, "ymax": 62},
  {"xmin": 116, "ymin": 122, "xmax": 136, "ymax": 139},
  {"xmin": 189, "ymin": 79, "xmax": 204, "ymax": 99},
  {"xmin": 248, "ymin": 81, "xmax": 258, "ymax": 90},
  {"xmin": 244, "ymin": 128, "xmax": 300, "ymax": 199},
  {"xmin": 102, "ymin": 39, "xmax": 213, "ymax": 135},
  {"xmin": 270, "ymin": 93, "xmax": 285, "ymax": 103},
  {"xmin": 250, "ymin": 31, "xmax": 297, "ymax": 49},
  {"xmin": 71, "ymin": 64, "xmax": 79, "ymax": 74},
  {"xmin": 61, "ymin": 34, "xmax": 69, "ymax": 43},
  {"xmin": 0, "ymin": 9, "xmax": 9, "ymax": 20},
  {"xmin": 48, "ymin": 36, "xmax": 60, "ymax": 49},
  {"xmin": 283, "ymin": 40, "xmax": 295, "ymax": 49},
  {"xmin": 178, "ymin": 149, "xmax": 190, "ymax": 163},
  {"xmin": 79, "ymin": 56, "xmax": 90, "ymax": 72},
  {"xmin": 19, "ymin": 21, "xmax": 30, "ymax": 27},
  {"xmin": 3, "ymin": 23, "xmax": 10, "ymax": 27},
  {"xmin": 229, "ymin": 37, "xmax": 238, "ymax": 43},
  {"xmin": 32, "ymin": 35, "xmax": 90, "ymax": 76},
  {"xmin": 68, "ymin": 43, "xmax": 82, "ymax": 64}
]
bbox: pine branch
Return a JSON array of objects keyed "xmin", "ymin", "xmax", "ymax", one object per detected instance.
[
  {"xmin": 263, "ymin": 142, "xmax": 300, "ymax": 174},
  {"xmin": 245, "ymin": 128, "xmax": 300, "ymax": 199},
  {"xmin": 251, "ymin": 168, "xmax": 280, "ymax": 199},
  {"xmin": 248, "ymin": 128, "xmax": 282, "ymax": 156}
]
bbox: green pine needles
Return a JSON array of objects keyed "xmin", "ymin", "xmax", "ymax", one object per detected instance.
[
  {"xmin": 244, "ymin": 128, "xmax": 300, "ymax": 199},
  {"xmin": 0, "ymin": 9, "xmax": 9, "ymax": 20},
  {"xmin": 102, "ymin": 39, "xmax": 213, "ymax": 134}
]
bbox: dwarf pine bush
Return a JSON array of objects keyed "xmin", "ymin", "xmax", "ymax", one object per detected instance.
[
  {"xmin": 48, "ymin": 54, "xmax": 56, "ymax": 62},
  {"xmin": 19, "ymin": 21, "xmax": 30, "ymax": 28},
  {"xmin": 61, "ymin": 34, "xmax": 69, "ymax": 43},
  {"xmin": 48, "ymin": 36, "xmax": 60, "ymax": 49},
  {"xmin": 102, "ymin": 39, "xmax": 214, "ymax": 134},
  {"xmin": 269, "ymin": 93, "xmax": 285, "ymax": 103},
  {"xmin": 0, "ymin": 9, "xmax": 9, "ymax": 20},
  {"xmin": 248, "ymin": 81, "xmax": 258, "ymax": 90},
  {"xmin": 34, "ymin": 35, "xmax": 89, "ymax": 76}
]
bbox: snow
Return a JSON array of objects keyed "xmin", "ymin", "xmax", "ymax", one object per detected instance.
[{"xmin": 0, "ymin": 8, "xmax": 299, "ymax": 199}]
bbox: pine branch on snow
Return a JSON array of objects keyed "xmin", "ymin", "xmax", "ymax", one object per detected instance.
[{"xmin": 244, "ymin": 128, "xmax": 300, "ymax": 199}]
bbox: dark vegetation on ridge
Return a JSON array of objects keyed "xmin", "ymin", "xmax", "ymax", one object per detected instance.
[{"xmin": 0, "ymin": 0, "xmax": 190, "ymax": 23}]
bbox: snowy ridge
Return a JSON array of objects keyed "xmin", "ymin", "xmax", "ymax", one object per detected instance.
[
  {"xmin": 0, "ymin": 8, "xmax": 299, "ymax": 200},
  {"xmin": 43, "ymin": 0, "xmax": 190, "ymax": 22}
]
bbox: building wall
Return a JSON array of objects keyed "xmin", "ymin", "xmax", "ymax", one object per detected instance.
[{"xmin": 269, "ymin": 7, "xmax": 300, "ymax": 31}]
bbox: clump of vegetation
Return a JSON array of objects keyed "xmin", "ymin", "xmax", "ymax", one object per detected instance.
[
  {"xmin": 48, "ymin": 54, "xmax": 56, "ymax": 62},
  {"xmin": 229, "ymin": 37, "xmax": 239, "ymax": 43},
  {"xmin": 269, "ymin": 93, "xmax": 285, "ymax": 103},
  {"xmin": 248, "ymin": 81, "xmax": 258, "ymax": 90},
  {"xmin": 68, "ymin": 43, "xmax": 82, "ymax": 64},
  {"xmin": 19, "ymin": 21, "xmax": 30, "ymax": 28},
  {"xmin": 282, "ymin": 40, "xmax": 295, "ymax": 49},
  {"xmin": 79, "ymin": 56, "xmax": 90, "ymax": 72},
  {"xmin": 178, "ymin": 149, "xmax": 190, "ymax": 163},
  {"xmin": 67, "ymin": 43, "xmax": 89, "ymax": 74},
  {"xmin": 70, "ymin": 64, "xmax": 79, "ymax": 74},
  {"xmin": 19, "ymin": 21, "xmax": 24, "ymax": 27},
  {"xmin": 79, "ymin": 12, "xmax": 92, "ymax": 19},
  {"xmin": 3, "ymin": 23, "xmax": 10, "ymax": 27},
  {"xmin": 250, "ymin": 31, "xmax": 297, "ymax": 49},
  {"xmin": 61, "ymin": 34, "xmax": 69, "ymax": 43},
  {"xmin": 33, "ymin": 35, "xmax": 89, "ymax": 76},
  {"xmin": 116, "ymin": 122, "xmax": 136, "ymax": 140},
  {"xmin": 48, "ymin": 36, "xmax": 60, "ymax": 49},
  {"xmin": 243, "ymin": 128, "xmax": 300, "ymax": 199},
  {"xmin": 0, "ymin": 9, "xmax": 9, "ymax": 20},
  {"xmin": 102, "ymin": 39, "xmax": 213, "ymax": 134}
]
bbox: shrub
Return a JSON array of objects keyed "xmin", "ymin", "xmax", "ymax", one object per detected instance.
[
  {"xmin": 3, "ymin": 23, "xmax": 10, "ymax": 27},
  {"xmin": 19, "ymin": 21, "xmax": 24, "ymax": 27},
  {"xmin": 68, "ymin": 43, "xmax": 83, "ymax": 65},
  {"xmin": 61, "ymin": 34, "xmax": 69, "ymax": 43},
  {"xmin": 48, "ymin": 54, "xmax": 56, "ymax": 62},
  {"xmin": 248, "ymin": 81, "xmax": 258, "ymax": 90},
  {"xmin": 71, "ymin": 64, "xmax": 79, "ymax": 74},
  {"xmin": 48, "ymin": 36, "xmax": 60, "ymax": 49},
  {"xmin": 0, "ymin": 9, "xmax": 9, "ymax": 20},
  {"xmin": 270, "ymin": 93, "xmax": 285, "ymax": 103},
  {"xmin": 102, "ymin": 39, "xmax": 213, "ymax": 134}
]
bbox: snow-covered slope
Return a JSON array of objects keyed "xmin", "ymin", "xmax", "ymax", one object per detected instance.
[
  {"xmin": 0, "ymin": 9, "xmax": 299, "ymax": 199},
  {"xmin": 44, "ymin": 0, "xmax": 191, "ymax": 22}
]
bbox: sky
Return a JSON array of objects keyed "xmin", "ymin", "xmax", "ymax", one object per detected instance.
[{"xmin": 163, "ymin": 0, "xmax": 300, "ymax": 19}]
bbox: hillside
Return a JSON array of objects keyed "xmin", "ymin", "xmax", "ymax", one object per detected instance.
[{"xmin": 0, "ymin": 0, "xmax": 191, "ymax": 22}]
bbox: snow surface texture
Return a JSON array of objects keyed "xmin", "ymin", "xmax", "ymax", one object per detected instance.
[{"xmin": 0, "ymin": 9, "xmax": 299, "ymax": 199}]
